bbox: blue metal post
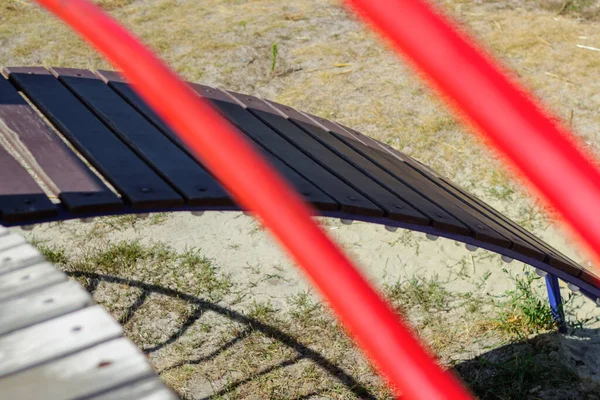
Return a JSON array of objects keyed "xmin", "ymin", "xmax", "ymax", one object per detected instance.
[{"xmin": 545, "ymin": 274, "xmax": 566, "ymax": 333}]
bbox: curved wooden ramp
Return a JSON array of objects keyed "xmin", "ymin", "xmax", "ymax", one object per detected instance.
[
  {"xmin": 0, "ymin": 68, "xmax": 597, "ymax": 308},
  {"xmin": 0, "ymin": 226, "xmax": 177, "ymax": 399}
]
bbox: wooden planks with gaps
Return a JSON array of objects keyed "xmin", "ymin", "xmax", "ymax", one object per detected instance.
[
  {"xmin": 0, "ymin": 74, "xmax": 122, "ymax": 214},
  {"xmin": 98, "ymin": 70, "xmax": 340, "ymax": 212},
  {"xmin": 53, "ymin": 68, "xmax": 231, "ymax": 207},
  {"xmin": 0, "ymin": 230, "xmax": 178, "ymax": 399},
  {"xmin": 6, "ymin": 67, "xmax": 184, "ymax": 209},
  {"xmin": 0, "ymin": 67, "xmax": 596, "ymax": 303},
  {"xmin": 0, "ymin": 144, "xmax": 56, "ymax": 223}
]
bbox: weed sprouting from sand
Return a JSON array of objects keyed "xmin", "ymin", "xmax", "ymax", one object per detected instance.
[
  {"xmin": 47, "ymin": 240, "xmax": 233, "ymax": 301},
  {"xmin": 30, "ymin": 238, "xmax": 69, "ymax": 265},
  {"xmin": 493, "ymin": 268, "xmax": 556, "ymax": 338},
  {"xmin": 385, "ymin": 275, "xmax": 452, "ymax": 313},
  {"xmin": 270, "ymin": 43, "xmax": 279, "ymax": 74},
  {"xmin": 287, "ymin": 290, "xmax": 323, "ymax": 325}
]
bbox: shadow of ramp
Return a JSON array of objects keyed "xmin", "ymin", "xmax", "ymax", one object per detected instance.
[
  {"xmin": 67, "ymin": 271, "xmax": 378, "ymax": 400},
  {"xmin": 68, "ymin": 270, "xmax": 600, "ymax": 400},
  {"xmin": 454, "ymin": 330, "xmax": 600, "ymax": 399}
]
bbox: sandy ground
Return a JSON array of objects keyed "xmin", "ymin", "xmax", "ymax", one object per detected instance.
[
  {"xmin": 15, "ymin": 210, "xmax": 600, "ymax": 397},
  {"xmin": 18, "ymin": 212, "xmax": 593, "ymax": 316}
]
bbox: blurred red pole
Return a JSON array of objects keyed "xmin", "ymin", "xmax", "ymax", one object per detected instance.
[
  {"xmin": 346, "ymin": 0, "xmax": 600, "ymax": 268},
  {"xmin": 32, "ymin": 0, "xmax": 472, "ymax": 398}
]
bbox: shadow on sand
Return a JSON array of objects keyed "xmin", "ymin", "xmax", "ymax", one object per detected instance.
[{"xmin": 69, "ymin": 271, "xmax": 600, "ymax": 400}]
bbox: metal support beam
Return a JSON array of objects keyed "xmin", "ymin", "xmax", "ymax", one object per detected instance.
[{"xmin": 545, "ymin": 274, "xmax": 566, "ymax": 333}]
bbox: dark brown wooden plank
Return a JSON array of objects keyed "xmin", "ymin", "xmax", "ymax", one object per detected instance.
[
  {"xmin": 208, "ymin": 88, "xmax": 429, "ymax": 225},
  {"xmin": 97, "ymin": 71, "xmax": 339, "ymax": 212},
  {"xmin": 292, "ymin": 112, "xmax": 551, "ymax": 259},
  {"xmin": 580, "ymin": 269, "xmax": 600, "ymax": 290},
  {"xmin": 190, "ymin": 84, "xmax": 392, "ymax": 218},
  {"xmin": 330, "ymin": 120, "xmax": 403, "ymax": 158},
  {"xmin": 438, "ymin": 177, "xmax": 583, "ymax": 277},
  {"xmin": 5, "ymin": 67, "xmax": 183, "ymax": 209},
  {"xmin": 96, "ymin": 70, "xmax": 186, "ymax": 147},
  {"xmin": 331, "ymin": 124, "xmax": 552, "ymax": 258},
  {"xmin": 230, "ymin": 92, "xmax": 476, "ymax": 235},
  {"xmin": 280, "ymin": 107, "xmax": 545, "ymax": 252},
  {"xmin": 303, "ymin": 114, "xmax": 586, "ymax": 273},
  {"xmin": 53, "ymin": 68, "xmax": 230, "ymax": 207},
  {"xmin": 0, "ymin": 145, "xmax": 56, "ymax": 223},
  {"xmin": 0, "ymin": 75, "xmax": 122, "ymax": 213}
]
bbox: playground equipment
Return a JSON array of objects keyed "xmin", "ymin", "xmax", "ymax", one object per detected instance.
[
  {"xmin": 7, "ymin": 0, "xmax": 600, "ymax": 397},
  {"xmin": 2, "ymin": 67, "xmax": 597, "ymax": 312},
  {"xmin": 0, "ymin": 67, "xmax": 597, "ymax": 398}
]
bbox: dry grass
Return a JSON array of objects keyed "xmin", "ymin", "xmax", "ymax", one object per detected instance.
[{"xmin": 29, "ymin": 235, "xmax": 595, "ymax": 399}]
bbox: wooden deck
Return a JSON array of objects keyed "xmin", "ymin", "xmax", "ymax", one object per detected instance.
[
  {"xmin": 0, "ymin": 226, "xmax": 178, "ymax": 399},
  {"xmin": 0, "ymin": 67, "xmax": 596, "ymax": 301}
]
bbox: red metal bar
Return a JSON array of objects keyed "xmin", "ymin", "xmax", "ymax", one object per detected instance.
[
  {"xmin": 33, "ymin": 0, "xmax": 471, "ymax": 398},
  {"xmin": 345, "ymin": 0, "xmax": 600, "ymax": 267}
]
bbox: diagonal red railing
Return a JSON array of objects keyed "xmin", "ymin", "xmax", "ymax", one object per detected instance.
[
  {"xmin": 346, "ymin": 0, "xmax": 600, "ymax": 269},
  {"xmin": 33, "ymin": 0, "xmax": 471, "ymax": 398},
  {"xmin": 34, "ymin": 0, "xmax": 600, "ymax": 397}
]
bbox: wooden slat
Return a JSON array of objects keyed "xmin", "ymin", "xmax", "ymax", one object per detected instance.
[
  {"xmin": 379, "ymin": 153, "xmax": 542, "ymax": 256},
  {"xmin": 233, "ymin": 93, "xmax": 481, "ymax": 235},
  {"xmin": 324, "ymin": 120, "xmax": 406, "ymax": 161},
  {"xmin": 0, "ymin": 338, "xmax": 155, "ymax": 400},
  {"xmin": 213, "ymin": 89, "xmax": 430, "ymax": 225},
  {"xmin": 184, "ymin": 84, "xmax": 391, "ymax": 217},
  {"xmin": 5, "ymin": 67, "xmax": 183, "ymax": 209},
  {"xmin": 53, "ymin": 68, "xmax": 230, "ymax": 207},
  {"xmin": 0, "ymin": 262, "xmax": 67, "ymax": 302},
  {"xmin": 88, "ymin": 377, "xmax": 179, "ymax": 400},
  {"xmin": 0, "ymin": 75, "xmax": 122, "ymax": 213},
  {"xmin": 285, "ymin": 112, "xmax": 550, "ymax": 258},
  {"xmin": 438, "ymin": 177, "xmax": 584, "ymax": 277},
  {"xmin": 0, "ymin": 305, "xmax": 122, "ymax": 378},
  {"xmin": 0, "ymin": 244, "xmax": 45, "ymax": 275},
  {"xmin": 284, "ymin": 108, "xmax": 546, "ymax": 251},
  {"xmin": 352, "ymin": 130, "xmax": 577, "ymax": 269},
  {"xmin": 0, "ymin": 280, "xmax": 92, "ymax": 336},
  {"xmin": 96, "ymin": 70, "xmax": 187, "ymax": 148},
  {"xmin": 338, "ymin": 120, "xmax": 567, "ymax": 262},
  {"xmin": 0, "ymin": 145, "xmax": 56, "ymax": 223},
  {"xmin": 97, "ymin": 70, "xmax": 339, "ymax": 212},
  {"xmin": 383, "ymin": 148, "xmax": 548, "ymax": 259},
  {"xmin": 0, "ymin": 232, "xmax": 25, "ymax": 252}
]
